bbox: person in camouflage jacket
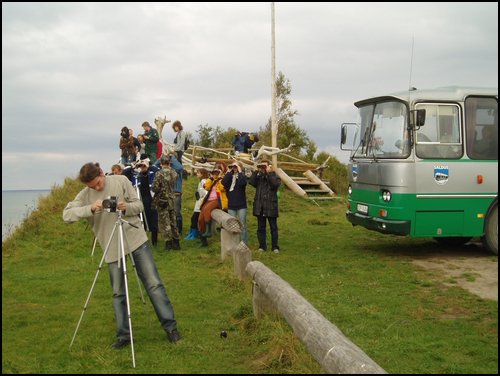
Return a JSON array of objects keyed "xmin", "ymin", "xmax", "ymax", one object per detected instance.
[{"xmin": 152, "ymin": 155, "xmax": 180, "ymax": 251}]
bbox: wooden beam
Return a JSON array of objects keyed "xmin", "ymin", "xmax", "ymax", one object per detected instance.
[
  {"xmin": 246, "ymin": 261, "xmax": 387, "ymax": 374},
  {"xmin": 274, "ymin": 167, "xmax": 307, "ymax": 197}
]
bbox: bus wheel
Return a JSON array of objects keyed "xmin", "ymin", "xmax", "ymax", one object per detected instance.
[
  {"xmin": 482, "ymin": 202, "xmax": 498, "ymax": 255},
  {"xmin": 433, "ymin": 237, "xmax": 472, "ymax": 247}
]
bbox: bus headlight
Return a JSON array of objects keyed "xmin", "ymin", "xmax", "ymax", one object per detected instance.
[
  {"xmin": 382, "ymin": 190, "xmax": 392, "ymax": 202},
  {"xmin": 348, "ymin": 185, "xmax": 352, "ymax": 196}
]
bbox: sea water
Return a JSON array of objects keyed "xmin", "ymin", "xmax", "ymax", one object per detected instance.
[{"xmin": 2, "ymin": 189, "xmax": 50, "ymax": 241}]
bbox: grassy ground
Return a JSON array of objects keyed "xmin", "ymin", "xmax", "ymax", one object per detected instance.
[{"xmin": 2, "ymin": 175, "xmax": 498, "ymax": 374}]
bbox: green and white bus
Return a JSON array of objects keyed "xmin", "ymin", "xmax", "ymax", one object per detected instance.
[{"xmin": 340, "ymin": 86, "xmax": 498, "ymax": 254}]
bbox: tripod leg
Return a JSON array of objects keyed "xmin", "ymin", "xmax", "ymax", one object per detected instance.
[
  {"xmin": 118, "ymin": 216, "xmax": 136, "ymax": 368},
  {"xmin": 91, "ymin": 236, "xmax": 98, "ymax": 257},
  {"xmin": 70, "ymin": 224, "xmax": 117, "ymax": 349},
  {"xmin": 122, "ymin": 229, "xmax": 150, "ymax": 324},
  {"xmin": 136, "ymin": 184, "xmax": 149, "ymax": 232}
]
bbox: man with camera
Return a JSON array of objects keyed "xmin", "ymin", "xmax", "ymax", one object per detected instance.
[
  {"xmin": 248, "ymin": 159, "xmax": 281, "ymax": 253},
  {"xmin": 63, "ymin": 162, "xmax": 181, "ymax": 349}
]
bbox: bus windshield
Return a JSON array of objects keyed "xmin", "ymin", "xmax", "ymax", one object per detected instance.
[{"xmin": 353, "ymin": 101, "xmax": 409, "ymax": 159}]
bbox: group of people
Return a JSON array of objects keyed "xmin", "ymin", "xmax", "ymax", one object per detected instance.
[
  {"xmin": 119, "ymin": 120, "xmax": 187, "ymax": 165},
  {"xmin": 232, "ymin": 131, "xmax": 258, "ymax": 154},
  {"xmin": 61, "ymin": 121, "xmax": 282, "ymax": 352},
  {"xmin": 186, "ymin": 158, "xmax": 281, "ymax": 254},
  {"xmin": 111, "ymin": 151, "xmax": 184, "ymax": 251}
]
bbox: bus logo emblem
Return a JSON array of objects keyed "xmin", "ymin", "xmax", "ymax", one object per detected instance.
[{"xmin": 434, "ymin": 166, "xmax": 449, "ymax": 185}]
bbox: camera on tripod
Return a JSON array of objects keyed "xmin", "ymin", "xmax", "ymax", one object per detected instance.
[{"xmin": 102, "ymin": 196, "xmax": 118, "ymax": 212}]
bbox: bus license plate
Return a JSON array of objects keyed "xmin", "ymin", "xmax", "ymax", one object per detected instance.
[{"xmin": 357, "ymin": 203, "xmax": 368, "ymax": 214}]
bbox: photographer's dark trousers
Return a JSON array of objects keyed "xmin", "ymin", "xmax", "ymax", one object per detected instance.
[
  {"xmin": 141, "ymin": 195, "xmax": 158, "ymax": 234},
  {"xmin": 190, "ymin": 211, "xmax": 201, "ymax": 230},
  {"xmin": 108, "ymin": 242, "xmax": 177, "ymax": 340},
  {"xmin": 174, "ymin": 193, "xmax": 183, "ymax": 234},
  {"xmin": 256, "ymin": 215, "xmax": 279, "ymax": 251}
]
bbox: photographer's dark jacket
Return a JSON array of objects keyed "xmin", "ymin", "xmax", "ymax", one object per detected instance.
[
  {"xmin": 62, "ymin": 175, "xmax": 147, "ymax": 263},
  {"xmin": 248, "ymin": 170, "xmax": 281, "ymax": 217},
  {"xmin": 137, "ymin": 166, "xmax": 160, "ymax": 199},
  {"xmin": 221, "ymin": 171, "xmax": 247, "ymax": 210}
]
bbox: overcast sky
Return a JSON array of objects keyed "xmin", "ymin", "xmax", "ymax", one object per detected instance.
[{"xmin": 2, "ymin": 2, "xmax": 498, "ymax": 190}]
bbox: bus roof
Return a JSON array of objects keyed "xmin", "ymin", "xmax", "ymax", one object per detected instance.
[{"xmin": 354, "ymin": 86, "xmax": 498, "ymax": 108}]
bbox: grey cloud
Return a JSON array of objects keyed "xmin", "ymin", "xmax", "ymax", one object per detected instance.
[{"xmin": 2, "ymin": 2, "xmax": 497, "ymax": 190}]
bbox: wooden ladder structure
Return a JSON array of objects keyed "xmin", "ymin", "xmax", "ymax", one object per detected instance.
[
  {"xmin": 275, "ymin": 168, "xmax": 337, "ymax": 201},
  {"xmin": 184, "ymin": 145, "xmax": 339, "ymax": 201}
]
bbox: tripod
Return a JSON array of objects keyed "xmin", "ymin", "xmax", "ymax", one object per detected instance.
[
  {"xmin": 70, "ymin": 210, "xmax": 147, "ymax": 368},
  {"xmin": 132, "ymin": 171, "xmax": 149, "ymax": 231}
]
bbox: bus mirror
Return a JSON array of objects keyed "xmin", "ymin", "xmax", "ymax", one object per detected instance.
[
  {"xmin": 341, "ymin": 124, "xmax": 347, "ymax": 145},
  {"xmin": 340, "ymin": 122, "xmax": 356, "ymax": 151},
  {"xmin": 416, "ymin": 109, "xmax": 426, "ymax": 127}
]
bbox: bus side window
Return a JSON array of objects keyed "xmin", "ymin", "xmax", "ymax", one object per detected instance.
[
  {"xmin": 466, "ymin": 97, "xmax": 498, "ymax": 160},
  {"xmin": 438, "ymin": 145, "xmax": 462, "ymax": 159},
  {"xmin": 437, "ymin": 113, "xmax": 462, "ymax": 159},
  {"xmin": 474, "ymin": 126, "xmax": 498, "ymax": 159},
  {"xmin": 416, "ymin": 133, "xmax": 439, "ymax": 158}
]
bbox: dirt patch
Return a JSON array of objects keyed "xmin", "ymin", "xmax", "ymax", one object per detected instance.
[{"xmin": 411, "ymin": 241, "xmax": 498, "ymax": 301}]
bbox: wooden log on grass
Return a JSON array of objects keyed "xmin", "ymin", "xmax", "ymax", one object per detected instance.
[
  {"xmin": 211, "ymin": 209, "xmax": 241, "ymax": 261},
  {"xmin": 233, "ymin": 241, "xmax": 252, "ymax": 280},
  {"xmin": 246, "ymin": 261, "xmax": 386, "ymax": 374}
]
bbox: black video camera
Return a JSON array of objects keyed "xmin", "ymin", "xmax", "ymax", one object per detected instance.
[{"xmin": 102, "ymin": 196, "xmax": 118, "ymax": 212}]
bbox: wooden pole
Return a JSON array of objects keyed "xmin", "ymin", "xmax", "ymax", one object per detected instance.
[
  {"xmin": 246, "ymin": 261, "xmax": 387, "ymax": 374},
  {"xmin": 274, "ymin": 167, "xmax": 307, "ymax": 197},
  {"xmin": 211, "ymin": 209, "xmax": 242, "ymax": 261},
  {"xmin": 271, "ymin": 2, "xmax": 277, "ymax": 167},
  {"xmin": 233, "ymin": 241, "xmax": 252, "ymax": 280},
  {"xmin": 220, "ymin": 228, "xmax": 239, "ymax": 261}
]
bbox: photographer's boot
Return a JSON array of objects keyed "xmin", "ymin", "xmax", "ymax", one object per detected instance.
[
  {"xmin": 177, "ymin": 218, "xmax": 183, "ymax": 235},
  {"xmin": 202, "ymin": 220, "xmax": 212, "ymax": 237},
  {"xmin": 172, "ymin": 238, "xmax": 181, "ymax": 250},
  {"xmin": 151, "ymin": 231, "xmax": 158, "ymax": 246},
  {"xmin": 165, "ymin": 240, "xmax": 173, "ymax": 251},
  {"xmin": 200, "ymin": 236, "xmax": 208, "ymax": 247}
]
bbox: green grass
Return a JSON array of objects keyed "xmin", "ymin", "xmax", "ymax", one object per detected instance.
[{"xmin": 2, "ymin": 176, "xmax": 498, "ymax": 374}]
